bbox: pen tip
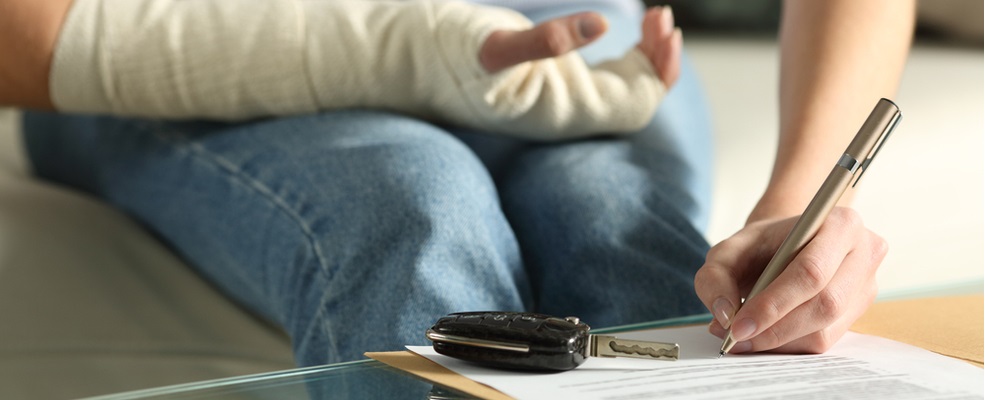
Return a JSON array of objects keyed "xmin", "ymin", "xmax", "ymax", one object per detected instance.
[{"xmin": 718, "ymin": 351, "xmax": 724, "ymax": 359}]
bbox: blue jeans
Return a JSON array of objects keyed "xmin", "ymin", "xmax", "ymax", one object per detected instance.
[{"xmin": 22, "ymin": 2, "xmax": 713, "ymax": 367}]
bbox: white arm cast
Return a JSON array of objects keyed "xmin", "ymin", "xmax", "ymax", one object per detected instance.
[{"xmin": 50, "ymin": 0, "xmax": 665, "ymax": 140}]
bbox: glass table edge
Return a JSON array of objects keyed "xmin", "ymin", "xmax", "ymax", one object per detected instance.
[
  {"xmin": 83, "ymin": 286, "xmax": 982, "ymax": 400},
  {"xmin": 81, "ymin": 359, "xmax": 378, "ymax": 400},
  {"xmin": 82, "ymin": 314, "xmax": 715, "ymax": 399}
]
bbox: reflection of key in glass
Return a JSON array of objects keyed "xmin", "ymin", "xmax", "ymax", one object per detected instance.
[{"xmin": 426, "ymin": 312, "xmax": 679, "ymax": 371}]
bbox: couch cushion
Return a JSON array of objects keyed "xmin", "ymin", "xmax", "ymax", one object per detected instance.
[
  {"xmin": 0, "ymin": 172, "xmax": 294, "ymax": 398},
  {"xmin": 0, "ymin": 109, "xmax": 28, "ymax": 177}
]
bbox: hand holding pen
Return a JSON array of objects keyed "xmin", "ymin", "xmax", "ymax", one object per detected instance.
[{"xmin": 694, "ymin": 99, "xmax": 901, "ymax": 355}]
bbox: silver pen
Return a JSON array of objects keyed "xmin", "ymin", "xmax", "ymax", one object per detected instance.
[{"xmin": 719, "ymin": 98, "xmax": 902, "ymax": 357}]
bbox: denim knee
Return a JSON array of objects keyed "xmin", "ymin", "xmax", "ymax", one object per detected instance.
[
  {"xmin": 238, "ymin": 112, "xmax": 533, "ymax": 363},
  {"xmin": 499, "ymin": 140, "xmax": 708, "ymax": 326},
  {"xmin": 22, "ymin": 110, "xmax": 531, "ymax": 365}
]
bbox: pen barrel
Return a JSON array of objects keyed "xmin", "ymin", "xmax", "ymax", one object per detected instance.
[
  {"xmin": 722, "ymin": 99, "xmax": 900, "ymax": 356},
  {"xmin": 745, "ymin": 98, "xmax": 900, "ymax": 301},
  {"xmin": 844, "ymin": 99, "xmax": 901, "ymax": 162},
  {"xmin": 746, "ymin": 166, "xmax": 854, "ymax": 299}
]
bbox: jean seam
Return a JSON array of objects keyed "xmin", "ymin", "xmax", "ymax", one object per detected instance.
[
  {"xmin": 149, "ymin": 125, "xmax": 339, "ymax": 360},
  {"xmin": 150, "ymin": 128, "xmax": 333, "ymax": 282},
  {"xmin": 308, "ymin": 290, "xmax": 338, "ymax": 362}
]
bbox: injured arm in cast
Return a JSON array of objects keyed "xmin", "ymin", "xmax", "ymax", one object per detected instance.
[{"xmin": 0, "ymin": 0, "xmax": 681, "ymax": 140}]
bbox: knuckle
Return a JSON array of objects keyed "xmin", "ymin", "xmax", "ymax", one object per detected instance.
[
  {"xmin": 694, "ymin": 263, "xmax": 711, "ymax": 279},
  {"xmin": 759, "ymin": 295, "xmax": 784, "ymax": 323},
  {"xmin": 704, "ymin": 243, "xmax": 729, "ymax": 265},
  {"xmin": 815, "ymin": 289, "xmax": 844, "ymax": 322},
  {"xmin": 693, "ymin": 268, "xmax": 713, "ymax": 299},
  {"xmin": 693, "ymin": 266, "xmax": 712, "ymax": 286},
  {"xmin": 831, "ymin": 207, "xmax": 862, "ymax": 228},
  {"xmin": 872, "ymin": 234, "xmax": 890, "ymax": 261},
  {"xmin": 693, "ymin": 264, "xmax": 733, "ymax": 303},
  {"xmin": 706, "ymin": 239, "xmax": 739, "ymax": 261},
  {"xmin": 704, "ymin": 243, "xmax": 722, "ymax": 261},
  {"xmin": 796, "ymin": 254, "xmax": 829, "ymax": 292},
  {"xmin": 759, "ymin": 326, "xmax": 783, "ymax": 350}
]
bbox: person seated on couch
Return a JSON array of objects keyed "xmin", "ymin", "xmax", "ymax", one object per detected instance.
[{"xmin": 0, "ymin": 0, "xmax": 913, "ymax": 366}]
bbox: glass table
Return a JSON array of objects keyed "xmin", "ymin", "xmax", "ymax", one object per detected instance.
[
  {"xmin": 87, "ymin": 360, "xmax": 477, "ymax": 400},
  {"xmin": 86, "ymin": 315, "xmax": 713, "ymax": 400}
]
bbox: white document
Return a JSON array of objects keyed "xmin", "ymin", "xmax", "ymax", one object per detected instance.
[{"xmin": 408, "ymin": 325, "xmax": 984, "ymax": 400}]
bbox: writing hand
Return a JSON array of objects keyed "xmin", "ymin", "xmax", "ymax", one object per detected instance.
[{"xmin": 695, "ymin": 207, "xmax": 888, "ymax": 353}]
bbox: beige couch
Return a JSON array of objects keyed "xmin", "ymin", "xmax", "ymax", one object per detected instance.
[{"xmin": 0, "ymin": 27, "xmax": 981, "ymax": 400}]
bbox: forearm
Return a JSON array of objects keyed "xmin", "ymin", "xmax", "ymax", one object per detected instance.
[
  {"xmin": 750, "ymin": 0, "xmax": 915, "ymax": 222},
  {"xmin": 0, "ymin": 0, "xmax": 72, "ymax": 109},
  {"xmin": 35, "ymin": 0, "xmax": 664, "ymax": 139},
  {"xmin": 51, "ymin": 0, "xmax": 483, "ymax": 120}
]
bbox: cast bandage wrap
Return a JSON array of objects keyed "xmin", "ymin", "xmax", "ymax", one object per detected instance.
[{"xmin": 51, "ymin": 0, "xmax": 666, "ymax": 140}]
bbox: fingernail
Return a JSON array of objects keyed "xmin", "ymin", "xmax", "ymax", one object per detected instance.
[
  {"xmin": 731, "ymin": 341, "xmax": 753, "ymax": 353},
  {"xmin": 661, "ymin": 6, "xmax": 675, "ymax": 35},
  {"xmin": 578, "ymin": 14, "xmax": 606, "ymax": 40},
  {"xmin": 731, "ymin": 318, "xmax": 757, "ymax": 341},
  {"xmin": 712, "ymin": 298, "xmax": 735, "ymax": 329}
]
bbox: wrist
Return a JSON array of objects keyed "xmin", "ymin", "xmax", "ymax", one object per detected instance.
[
  {"xmin": 749, "ymin": 181, "xmax": 858, "ymax": 226},
  {"xmin": 747, "ymin": 195, "xmax": 802, "ymax": 225}
]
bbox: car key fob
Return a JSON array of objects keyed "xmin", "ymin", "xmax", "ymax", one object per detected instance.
[{"xmin": 425, "ymin": 311, "xmax": 679, "ymax": 371}]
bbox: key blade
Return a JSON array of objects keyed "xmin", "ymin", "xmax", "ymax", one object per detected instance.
[{"xmin": 589, "ymin": 335, "xmax": 679, "ymax": 361}]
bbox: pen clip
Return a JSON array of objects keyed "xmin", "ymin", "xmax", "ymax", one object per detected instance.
[{"xmin": 852, "ymin": 111, "xmax": 901, "ymax": 188}]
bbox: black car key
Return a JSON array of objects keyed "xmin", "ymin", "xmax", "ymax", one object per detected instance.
[{"xmin": 425, "ymin": 311, "xmax": 679, "ymax": 371}]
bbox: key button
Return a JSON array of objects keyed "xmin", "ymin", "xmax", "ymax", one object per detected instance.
[
  {"xmin": 480, "ymin": 314, "xmax": 510, "ymax": 326},
  {"xmin": 456, "ymin": 314, "xmax": 483, "ymax": 324},
  {"xmin": 509, "ymin": 315, "xmax": 542, "ymax": 330},
  {"xmin": 543, "ymin": 317, "xmax": 574, "ymax": 331}
]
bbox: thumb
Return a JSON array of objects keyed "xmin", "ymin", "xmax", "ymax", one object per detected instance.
[{"xmin": 479, "ymin": 12, "xmax": 607, "ymax": 73}]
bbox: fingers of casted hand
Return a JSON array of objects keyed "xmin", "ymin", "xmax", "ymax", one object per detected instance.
[
  {"xmin": 479, "ymin": 11, "xmax": 608, "ymax": 73},
  {"xmin": 724, "ymin": 208, "xmax": 889, "ymax": 353},
  {"xmin": 637, "ymin": 6, "xmax": 682, "ymax": 87}
]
